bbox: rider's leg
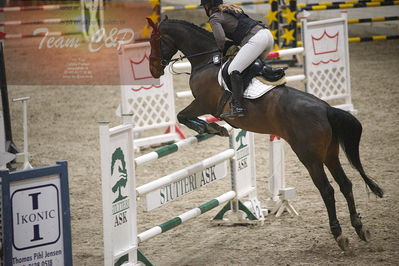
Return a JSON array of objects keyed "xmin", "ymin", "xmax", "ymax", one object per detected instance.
[
  {"xmin": 226, "ymin": 70, "xmax": 246, "ymax": 117},
  {"xmin": 225, "ymin": 29, "xmax": 271, "ymax": 117},
  {"xmin": 228, "ymin": 29, "xmax": 271, "ymax": 73},
  {"xmin": 258, "ymin": 30, "xmax": 287, "ymax": 80}
]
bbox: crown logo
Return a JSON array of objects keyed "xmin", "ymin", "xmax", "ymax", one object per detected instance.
[
  {"xmin": 131, "ymin": 83, "xmax": 164, "ymax": 92},
  {"xmin": 311, "ymin": 30, "xmax": 339, "ymax": 55},
  {"xmin": 130, "ymin": 53, "xmax": 153, "ymax": 81}
]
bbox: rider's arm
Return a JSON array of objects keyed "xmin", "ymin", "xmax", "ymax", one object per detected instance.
[{"xmin": 209, "ymin": 13, "xmax": 226, "ymax": 51}]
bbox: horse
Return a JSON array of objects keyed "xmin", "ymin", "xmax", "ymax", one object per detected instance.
[{"xmin": 146, "ymin": 17, "xmax": 383, "ymax": 252}]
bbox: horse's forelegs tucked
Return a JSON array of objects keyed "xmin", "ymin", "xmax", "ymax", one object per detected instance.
[
  {"xmin": 177, "ymin": 99, "xmax": 228, "ymax": 136},
  {"xmin": 325, "ymin": 150, "xmax": 371, "ymax": 242},
  {"xmin": 201, "ymin": 120, "xmax": 229, "ymax": 136},
  {"xmin": 177, "ymin": 99, "xmax": 207, "ymax": 134}
]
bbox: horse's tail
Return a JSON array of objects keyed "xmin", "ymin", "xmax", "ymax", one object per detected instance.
[{"xmin": 327, "ymin": 107, "xmax": 384, "ymax": 198}]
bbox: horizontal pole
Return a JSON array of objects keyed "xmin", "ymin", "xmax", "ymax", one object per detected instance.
[
  {"xmin": 349, "ymin": 35, "xmax": 399, "ymax": 42},
  {"xmin": 137, "ymin": 191, "xmax": 236, "ymax": 243},
  {"xmin": 133, "ymin": 121, "xmax": 177, "ymax": 132},
  {"xmin": 297, "ymin": 35, "xmax": 399, "ymax": 46},
  {"xmin": 136, "ymin": 149, "xmax": 235, "ymax": 196},
  {"xmin": 0, "ymin": 4, "xmax": 79, "ymax": 12},
  {"xmin": 135, "ymin": 124, "xmax": 232, "ymax": 166},
  {"xmin": 12, "ymin": 96, "xmax": 30, "ymax": 102},
  {"xmin": 162, "ymin": 1, "xmax": 269, "ymax": 11},
  {"xmin": 286, "ymin": 74, "xmax": 306, "ymax": 82},
  {"xmin": 0, "ymin": 31, "xmax": 81, "ymax": 39},
  {"xmin": 297, "ymin": 0, "xmax": 388, "ymax": 8},
  {"xmin": 297, "ymin": 16, "xmax": 399, "ymax": 28},
  {"xmin": 0, "ymin": 19, "xmax": 81, "ymax": 26},
  {"xmin": 349, "ymin": 16, "xmax": 399, "ymax": 23},
  {"xmin": 301, "ymin": 0, "xmax": 399, "ymax": 10},
  {"xmin": 266, "ymin": 47, "xmax": 304, "ymax": 59},
  {"xmin": 176, "ymin": 90, "xmax": 194, "ymax": 98}
]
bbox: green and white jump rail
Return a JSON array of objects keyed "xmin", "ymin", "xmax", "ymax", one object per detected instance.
[
  {"xmin": 137, "ymin": 191, "xmax": 236, "ymax": 243},
  {"xmin": 135, "ymin": 124, "xmax": 233, "ymax": 166}
]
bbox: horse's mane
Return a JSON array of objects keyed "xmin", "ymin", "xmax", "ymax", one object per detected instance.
[{"xmin": 162, "ymin": 19, "xmax": 217, "ymax": 45}]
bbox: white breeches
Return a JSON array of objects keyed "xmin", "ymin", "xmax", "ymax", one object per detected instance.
[{"xmin": 228, "ymin": 29, "xmax": 274, "ymax": 74}]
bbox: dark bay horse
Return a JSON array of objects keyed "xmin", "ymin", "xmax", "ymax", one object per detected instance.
[{"xmin": 146, "ymin": 17, "xmax": 383, "ymax": 251}]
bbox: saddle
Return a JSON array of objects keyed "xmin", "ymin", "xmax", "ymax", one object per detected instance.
[{"xmin": 221, "ymin": 59, "xmax": 287, "ymax": 92}]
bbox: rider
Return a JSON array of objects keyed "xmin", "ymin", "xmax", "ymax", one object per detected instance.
[{"xmin": 200, "ymin": 0, "xmax": 283, "ymax": 118}]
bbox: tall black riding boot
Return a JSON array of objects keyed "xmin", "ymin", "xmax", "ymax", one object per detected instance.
[{"xmin": 223, "ymin": 70, "xmax": 246, "ymax": 118}]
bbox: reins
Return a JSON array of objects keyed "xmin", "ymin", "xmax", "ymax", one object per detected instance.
[
  {"xmin": 170, "ymin": 49, "xmax": 221, "ymax": 75},
  {"xmin": 157, "ymin": 48, "xmax": 220, "ymax": 75}
]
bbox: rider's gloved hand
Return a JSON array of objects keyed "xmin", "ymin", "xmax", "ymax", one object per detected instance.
[{"xmin": 222, "ymin": 40, "xmax": 235, "ymax": 55}]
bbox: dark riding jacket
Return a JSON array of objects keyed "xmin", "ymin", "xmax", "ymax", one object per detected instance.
[{"xmin": 209, "ymin": 9, "xmax": 264, "ymax": 51}]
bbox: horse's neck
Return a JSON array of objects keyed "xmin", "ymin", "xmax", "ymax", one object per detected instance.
[{"xmin": 168, "ymin": 27, "xmax": 216, "ymax": 69}]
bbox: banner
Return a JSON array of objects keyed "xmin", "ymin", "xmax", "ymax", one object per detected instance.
[{"xmin": 1, "ymin": 0, "xmax": 160, "ymax": 85}]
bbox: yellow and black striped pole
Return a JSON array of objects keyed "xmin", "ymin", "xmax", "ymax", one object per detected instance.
[
  {"xmin": 349, "ymin": 35, "xmax": 399, "ymax": 42},
  {"xmin": 300, "ymin": 0, "xmax": 399, "ymax": 10},
  {"xmin": 348, "ymin": 16, "xmax": 399, "ymax": 23},
  {"xmin": 297, "ymin": 35, "xmax": 399, "ymax": 46},
  {"xmin": 297, "ymin": 0, "xmax": 388, "ymax": 9},
  {"xmin": 162, "ymin": 1, "xmax": 271, "ymax": 11},
  {"xmin": 297, "ymin": 16, "xmax": 399, "ymax": 28}
]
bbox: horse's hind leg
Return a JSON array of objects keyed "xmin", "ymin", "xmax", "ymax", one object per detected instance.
[
  {"xmin": 302, "ymin": 160, "xmax": 350, "ymax": 250},
  {"xmin": 292, "ymin": 133, "xmax": 349, "ymax": 250},
  {"xmin": 325, "ymin": 141, "xmax": 371, "ymax": 242}
]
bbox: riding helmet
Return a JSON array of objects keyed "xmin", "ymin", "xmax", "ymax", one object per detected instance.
[{"xmin": 200, "ymin": 0, "xmax": 223, "ymax": 7}]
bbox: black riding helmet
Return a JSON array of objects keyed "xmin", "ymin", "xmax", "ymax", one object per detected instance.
[
  {"xmin": 200, "ymin": 0, "xmax": 223, "ymax": 7},
  {"xmin": 201, "ymin": 0, "xmax": 223, "ymax": 16}
]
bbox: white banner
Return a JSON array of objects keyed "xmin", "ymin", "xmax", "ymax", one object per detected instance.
[{"xmin": 143, "ymin": 161, "xmax": 228, "ymax": 211}]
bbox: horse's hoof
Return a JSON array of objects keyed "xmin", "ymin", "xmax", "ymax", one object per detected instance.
[
  {"xmin": 336, "ymin": 235, "xmax": 350, "ymax": 251},
  {"xmin": 218, "ymin": 127, "xmax": 229, "ymax": 137},
  {"xmin": 358, "ymin": 227, "xmax": 371, "ymax": 242}
]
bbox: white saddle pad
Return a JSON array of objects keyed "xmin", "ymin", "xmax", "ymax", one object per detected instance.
[{"xmin": 218, "ymin": 63, "xmax": 277, "ymax": 100}]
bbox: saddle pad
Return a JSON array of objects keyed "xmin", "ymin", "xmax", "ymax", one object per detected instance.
[{"xmin": 218, "ymin": 64, "xmax": 278, "ymax": 100}]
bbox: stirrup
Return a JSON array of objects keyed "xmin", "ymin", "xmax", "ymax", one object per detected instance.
[
  {"xmin": 221, "ymin": 105, "xmax": 246, "ymax": 119},
  {"xmin": 221, "ymin": 110, "xmax": 245, "ymax": 119}
]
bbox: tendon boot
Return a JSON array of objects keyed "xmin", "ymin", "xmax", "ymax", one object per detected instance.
[{"xmin": 223, "ymin": 70, "xmax": 246, "ymax": 118}]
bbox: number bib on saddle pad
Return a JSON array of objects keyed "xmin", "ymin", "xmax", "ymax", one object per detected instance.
[{"xmin": 217, "ymin": 62, "xmax": 280, "ymax": 100}]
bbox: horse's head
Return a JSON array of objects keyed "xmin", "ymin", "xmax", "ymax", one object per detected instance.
[{"xmin": 147, "ymin": 17, "xmax": 178, "ymax": 78}]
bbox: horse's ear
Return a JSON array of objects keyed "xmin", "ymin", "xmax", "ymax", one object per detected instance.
[
  {"xmin": 146, "ymin": 17, "xmax": 156, "ymax": 30},
  {"xmin": 164, "ymin": 15, "xmax": 169, "ymax": 21}
]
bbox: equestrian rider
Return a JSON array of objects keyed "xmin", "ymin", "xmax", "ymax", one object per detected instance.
[{"xmin": 201, "ymin": 0, "xmax": 282, "ymax": 118}]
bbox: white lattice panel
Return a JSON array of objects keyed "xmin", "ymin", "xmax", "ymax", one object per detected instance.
[
  {"xmin": 307, "ymin": 66, "xmax": 347, "ymax": 101},
  {"xmin": 302, "ymin": 14, "xmax": 355, "ymax": 112},
  {"xmin": 121, "ymin": 70, "xmax": 176, "ymax": 132},
  {"xmin": 119, "ymin": 42, "xmax": 178, "ymax": 143}
]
